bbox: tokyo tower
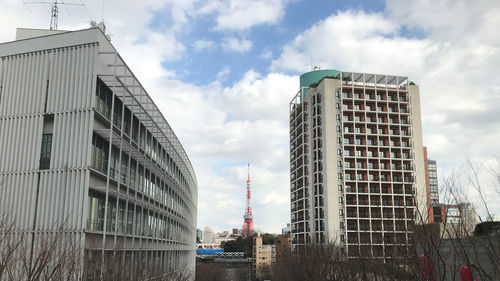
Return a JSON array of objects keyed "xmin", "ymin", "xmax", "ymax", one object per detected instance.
[{"xmin": 242, "ymin": 163, "xmax": 254, "ymax": 238}]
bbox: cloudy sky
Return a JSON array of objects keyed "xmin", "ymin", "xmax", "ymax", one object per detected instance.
[{"xmin": 1, "ymin": 0, "xmax": 499, "ymax": 233}]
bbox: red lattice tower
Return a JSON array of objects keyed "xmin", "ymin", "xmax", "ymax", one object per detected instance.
[{"xmin": 242, "ymin": 163, "xmax": 254, "ymax": 238}]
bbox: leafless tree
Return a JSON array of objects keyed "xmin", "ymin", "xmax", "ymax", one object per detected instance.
[
  {"xmin": 270, "ymin": 157, "xmax": 500, "ymax": 281},
  {"xmin": 195, "ymin": 263, "xmax": 229, "ymax": 281}
]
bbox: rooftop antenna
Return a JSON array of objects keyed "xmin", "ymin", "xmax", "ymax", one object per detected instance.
[{"xmin": 23, "ymin": 0, "xmax": 89, "ymax": 30}]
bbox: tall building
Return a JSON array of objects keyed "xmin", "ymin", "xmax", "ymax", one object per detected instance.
[
  {"xmin": 289, "ymin": 70, "xmax": 426, "ymax": 257},
  {"xmin": 0, "ymin": 26, "xmax": 198, "ymax": 280},
  {"xmin": 424, "ymin": 147, "xmax": 439, "ymax": 207},
  {"xmin": 202, "ymin": 226, "xmax": 215, "ymax": 243}
]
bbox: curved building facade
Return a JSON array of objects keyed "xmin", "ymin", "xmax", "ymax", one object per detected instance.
[{"xmin": 0, "ymin": 26, "xmax": 197, "ymax": 280}]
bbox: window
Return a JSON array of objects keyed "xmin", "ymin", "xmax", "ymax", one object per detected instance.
[
  {"xmin": 339, "ymin": 197, "xmax": 344, "ymax": 204},
  {"xmin": 354, "ymin": 116, "xmax": 361, "ymax": 122},
  {"xmin": 344, "ymin": 127, "xmax": 350, "ymax": 133},
  {"xmin": 337, "ymin": 137, "xmax": 341, "ymax": 144},
  {"xmin": 95, "ymin": 79, "xmax": 113, "ymax": 119},
  {"xmin": 344, "ymin": 150, "xmax": 350, "ymax": 156},
  {"xmin": 357, "ymin": 174, "xmax": 363, "ymax": 180},
  {"xmin": 338, "ymin": 173, "xmax": 343, "ymax": 180},
  {"xmin": 339, "ymin": 209, "xmax": 344, "ymax": 217},
  {"xmin": 344, "ymin": 174, "xmax": 350, "ymax": 180},
  {"xmin": 337, "ymin": 161, "xmax": 342, "ymax": 168},
  {"xmin": 354, "ymin": 104, "xmax": 361, "ymax": 110},
  {"xmin": 91, "ymin": 133, "xmax": 109, "ymax": 174},
  {"xmin": 40, "ymin": 134, "xmax": 53, "ymax": 170},
  {"xmin": 356, "ymin": 162, "xmax": 362, "ymax": 168},
  {"xmin": 336, "ymin": 126, "xmax": 341, "ymax": 133},
  {"xmin": 354, "ymin": 127, "xmax": 361, "ymax": 133},
  {"xmin": 354, "ymin": 93, "xmax": 360, "ymax": 99},
  {"xmin": 337, "ymin": 149, "xmax": 342, "ymax": 156},
  {"xmin": 368, "ymin": 162, "xmax": 374, "ymax": 169},
  {"xmin": 342, "ymin": 92, "xmax": 349, "ymax": 98},
  {"xmin": 336, "ymin": 114, "xmax": 341, "ymax": 121},
  {"xmin": 366, "ymin": 116, "xmax": 372, "ymax": 122},
  {"xmin": 340, "ymin": 222, "xmax": 345, "ymax": 230},
  {"xmin": 343, "ymin": 115, "xmax": 349, "ymax": 121},
  {"xmin": 344, "ymin": 162, "xmax": 351, "ymax": 168},
  {"xmin": 355, "ymin": 150, "xmax": 362, "ymax": 157},
  {"xmin": 340, "ymin": 235, "xmax": 345, "ymax": 242},
  {"xmin": 355, "ymin": 139, "xmax": 361, "ymax": 145},
  {"xmin": 344, "ymin": 138, "xmax": 350, "ymax": 144},
  {"xmin": 338, "ymin": 185, "xmax": 343, "ymax": 191},
  {"xmin": 367, "ymin": 139, "xmax": 373, "ymax": 145}
]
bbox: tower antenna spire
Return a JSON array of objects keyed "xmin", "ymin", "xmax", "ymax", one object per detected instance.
[
  {"xmin": 242, "ymin": 162, "xmax": 254, "ymax": 237},
  {"xmin": 23, "ymin": 0, "xmax": 87, "ymax": 30}
]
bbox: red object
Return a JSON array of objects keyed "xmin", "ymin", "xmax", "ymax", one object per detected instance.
[
  {"xmin": 419, "ymin": 254, "xmax": 436, "ymax": 281},
  {"xmin": 242, "ymin": 163, "xmax": 254, "ymax": 237},
  {"xmin": 460, "ymin": 264, "xmax": 477, "ymax": 281}
]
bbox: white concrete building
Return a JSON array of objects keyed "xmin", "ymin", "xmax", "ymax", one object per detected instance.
[
  {"xmin": 0, "ymin": 26, "xmax": 197, "ymax": 280},
  {"xmin": 289, "ymin": 70, "xmax": 426, "ymax": 258}
]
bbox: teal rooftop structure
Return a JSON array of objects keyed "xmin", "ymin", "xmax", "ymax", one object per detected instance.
[{"xmin": 299, "ymin": 69, "xmax": 340, "ymax": 88}]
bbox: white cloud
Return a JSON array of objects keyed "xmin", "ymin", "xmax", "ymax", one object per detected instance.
[
  {"xmin": 221, "ymin": 36, "xmax": 253, "ymax": 53},
  {"xmin": 270, "ymin": 3, "xmax": 500, "ymax": 217},
  {"xmin": 259, "ymin": 49, "xmax": 273, "ymax": 60},
  {"xmin": 213, "ymin": 0, "xmax": 288, "ymax": 31},
  {"xmin": 3, "ymin": 0, "xmax": 499, "ymax": 233},
  {"xmin": 192, "ymin": 39, "xmax": 216, "ymax": 52},
  {"xmin": 216, "ymin": 66, "xmax": 231, "ymax": 81}
]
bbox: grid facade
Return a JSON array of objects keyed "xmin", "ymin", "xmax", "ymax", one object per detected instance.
[
  {"xmin": 290, "ymin": 70, "xmax": 426, "ymax": 258},
  {"xmin": 0, "ymin": 27, "xmax": 197, "ymax": 280},
  {"xmin": 427, "ymin": 160, "xmax": 439, "ymax": 205}
]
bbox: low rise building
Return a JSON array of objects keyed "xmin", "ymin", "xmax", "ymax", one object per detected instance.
[{"xmin": 253, "ymin": 236, "xmax": 276, "ymax": 279}]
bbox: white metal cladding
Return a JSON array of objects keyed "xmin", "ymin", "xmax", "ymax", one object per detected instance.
[
  {"xmin": 50, "ymin": 111, "xmax": 93, "ymax": 169},
  {"xmin": 0, "ymin": 52, "xmax": 50, "ymax": 116},
  {"xmin": 36, "ymin": 169, "xmax": 88, "ymax": 231},
  {"xmin": 0, "ymin": 172, "xmax": 38, "ymax": 230},
  {"xmin": 0, "ymin": 116, "xmax": 43, "ymax": 172},
  {"xmin": 46, "ymin": 44, "xmax": 97, "ymax": 112},
  {"xmin": 0, "ymin": 27, "xmax": 198, "ymax": 279}
]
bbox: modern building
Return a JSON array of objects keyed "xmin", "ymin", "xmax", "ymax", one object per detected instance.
[
  {"xmin": 289, "ymin": 70, "xmax": 426, "ymax": 258},
  {"xmin": 424, "ymin": 147, "xmax": 439, "ymax": 208},
  {"xmin": 197, "ymin": 228, "xmax": 203, "ymax": 242},
  {"xmin": 282, "ymin": 223, "xmax": 291, "ymax": 235},
  {"xmin": 202, "ymin": 226, "xmax": 216, "ymax": 243},
  {"xmin": 0, "ymin": 25, "xmax": 197, "ymax": 280},
  {"xmin": 431, "ymin": 203, "xmax": 478, "ymax": 238},
  {"xmin": 253, "ymin": 236, "xmax": 276, "ymax": 279}
]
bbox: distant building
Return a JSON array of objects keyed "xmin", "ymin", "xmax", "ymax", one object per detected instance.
[
  {"xmin": 196, "ymin": 243, "xmax": 221, "ymax": 249},
  {"xmin": 232, "ymin": 228, "xmax": 240, "ymax": 235},
  {"xmin": 431, "ymin": 203, "xmax": 478, "ymax": 238},
  {"xmin": 282, "ymin": 223, "xmax": 291, "ymax": 235},
  {"xmin": 253, "ymin": 236, "xmax": 276, "ymax": 279},
  {"xmin": 424, "ymin": 147, "xmax": 440, "ymax": 222},
  {"xmin": 197, "ymin": 229, "xmax": 203, "ymax": 242},
  {"xmin": 275, "ymin": 234, "xmax": 291, "ymax": 261},
  {"xmin": 203, "ymin": 227, "xmax": 216, "ymax": 243}
]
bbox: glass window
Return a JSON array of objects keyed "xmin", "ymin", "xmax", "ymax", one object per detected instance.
[{"xmin": 40, "ymin": 134, "xmax": 53, "ymax": 170}]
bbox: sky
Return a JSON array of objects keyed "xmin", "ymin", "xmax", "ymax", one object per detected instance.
[{"xmin": 1, "ymin": 0, "xmax": 499, "ymax": 233}]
